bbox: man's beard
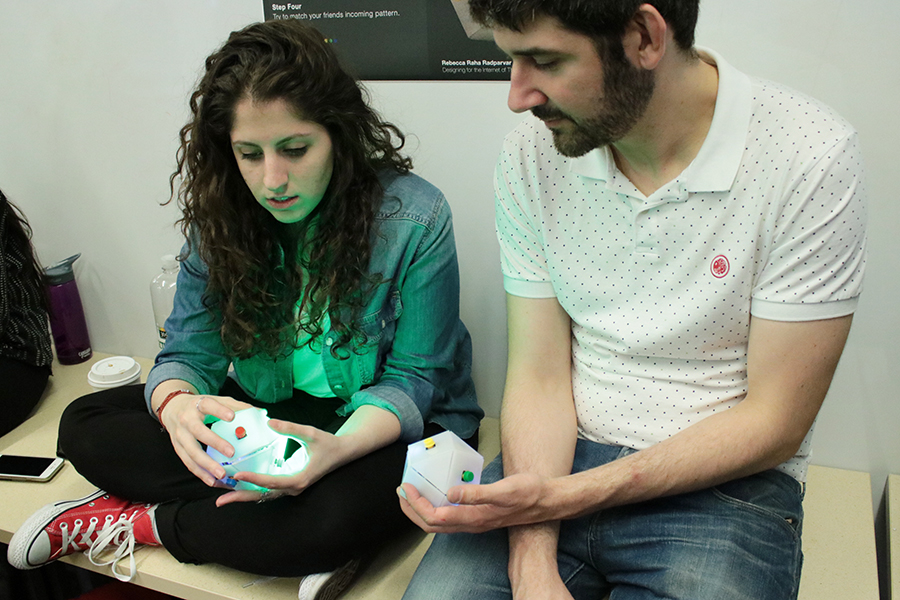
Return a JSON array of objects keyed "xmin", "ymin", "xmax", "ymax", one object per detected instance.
[{"xmin": 533, "ymin": 53, "xmax": 656, "ymax": 158}]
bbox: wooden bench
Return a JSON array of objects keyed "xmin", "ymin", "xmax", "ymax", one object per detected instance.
[{"xmin": 0, "ymin": 353, "xmax": 879, "ymax": 599}]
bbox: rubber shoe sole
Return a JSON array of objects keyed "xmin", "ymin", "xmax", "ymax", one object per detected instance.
[
  {"xmin": 297, "ymin": 559, "xmax": 360, "ymax": 600},
  {"xmin": 8, "ymin": 489, "xmax": 108, "ymax": 569}
]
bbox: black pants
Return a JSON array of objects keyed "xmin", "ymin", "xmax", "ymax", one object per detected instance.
[
  {"xmin": 0, "ymin": 357, "xmax": 50, "ymax": 438},
  {"xmin": 57, "ymin": 381, "xmax": 436, "ymax": 577}
]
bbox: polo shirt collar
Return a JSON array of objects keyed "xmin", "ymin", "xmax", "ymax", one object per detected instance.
[{"xmin": 569, "ymin": 48, "xmax": 751, "ymax": 194}]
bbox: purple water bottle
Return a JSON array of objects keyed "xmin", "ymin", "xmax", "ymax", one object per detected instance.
[{"xmin": 44, "ymin": 253, "xmax": 92, "ymax": 365}]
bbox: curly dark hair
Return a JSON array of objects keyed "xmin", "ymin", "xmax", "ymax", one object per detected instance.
[
  {"xmin": 468, "ymin": 0, "xmax": 700, "ymax": 53},
  {"xmin": 169, "ymin": 20, "xmax": 412, "ymax": 359}
]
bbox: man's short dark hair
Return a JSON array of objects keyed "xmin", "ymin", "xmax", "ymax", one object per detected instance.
[{"xmin": 468, "ymin": 0, "xmax": 700, "ymax": 52}]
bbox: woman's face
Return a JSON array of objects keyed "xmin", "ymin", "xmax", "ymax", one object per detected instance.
[{"xmin": 230, "ymin": 98, "xmax": 334, "ymax": 224}]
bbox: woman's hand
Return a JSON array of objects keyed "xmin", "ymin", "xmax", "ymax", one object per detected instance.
[
  {"xmin": 157, "ymin": 389, "xmax": 252, "ymax": 487},
  {"xmin": 215, "ymin": 404, "xmax": 402, "ymax": 506},
  {"xmin": 214, "ymin": 420, "xmax": 354, "ymax": 506}
]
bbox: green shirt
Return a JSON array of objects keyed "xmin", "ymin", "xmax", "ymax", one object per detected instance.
[{"xmin": 292, "ymin": 311, "xmax": 336, "ymax": 398}]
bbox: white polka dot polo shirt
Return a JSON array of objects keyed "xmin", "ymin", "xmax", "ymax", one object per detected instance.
[{"xmin": 494, "ymin": 49, "xmax": 867, "ymax": 482}]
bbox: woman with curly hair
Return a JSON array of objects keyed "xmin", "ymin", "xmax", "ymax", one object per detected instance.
[{"xmin": 8, "ymin": 20, "xmax": 482, "ymax": 597}]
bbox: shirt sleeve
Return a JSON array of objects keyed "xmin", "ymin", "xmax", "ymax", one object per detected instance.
[
  {"xmin": 337, "ymin": 193, "xmax": 481, "ymax": 442},
  {"xmin": 494, "ymin": 135, "xmax": 557, "ymax": 299},
  {"xmin": 751, "ymin": 131, "xmax": 868, "ymax": 321}
]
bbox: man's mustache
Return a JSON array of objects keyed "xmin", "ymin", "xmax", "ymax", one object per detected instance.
[{"xmin": 531, "ymin": 105, "xmax": 569, "ymax": 122}]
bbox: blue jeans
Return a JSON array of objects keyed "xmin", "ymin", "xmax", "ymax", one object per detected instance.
[{"xmin": 404, "ymin": 440, "xmax": 804, "ymax": 600}]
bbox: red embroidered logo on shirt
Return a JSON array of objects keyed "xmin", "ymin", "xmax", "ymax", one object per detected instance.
[{"xmin": 711, "ymin": 255, "xmax": 730, "ymax": 278}]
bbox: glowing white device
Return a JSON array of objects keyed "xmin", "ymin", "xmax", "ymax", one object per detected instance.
[{"xmin": 206, "ymin": 407, "xmax": 309, "ymax": 491}]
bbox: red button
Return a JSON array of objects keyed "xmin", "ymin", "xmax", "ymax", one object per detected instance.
[{"xmin": 235, "ymin": 426, "xmax": 247, "ymax": 439}]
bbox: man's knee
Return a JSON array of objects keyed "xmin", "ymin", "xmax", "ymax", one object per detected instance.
[{"xmin": 403, "ymin": 530, "xmax": 510, "ymax": 600}]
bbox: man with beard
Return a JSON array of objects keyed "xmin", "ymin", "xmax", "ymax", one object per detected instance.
[{"xmin": 400, "ymin": 1, "xmax": 867, "ymax": 599}]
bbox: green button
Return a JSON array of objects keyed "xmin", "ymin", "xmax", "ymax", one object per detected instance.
[{"xmin": 461, "ymin": 470, "xmax": 474, "ymax": 483}]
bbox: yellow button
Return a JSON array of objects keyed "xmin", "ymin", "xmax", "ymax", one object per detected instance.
[{"xmin": 424, "ymin": 438, "xmax": 435, "ymax": 449}]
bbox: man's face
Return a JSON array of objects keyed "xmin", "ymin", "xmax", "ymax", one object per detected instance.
[{"xmin": 494, "ymin": 15, "xmax": 655, "ymax": 157}]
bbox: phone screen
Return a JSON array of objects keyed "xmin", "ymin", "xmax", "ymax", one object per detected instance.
[{"xmin": 0, "ymin": 455, "xmax": 58, "ymax": 477}]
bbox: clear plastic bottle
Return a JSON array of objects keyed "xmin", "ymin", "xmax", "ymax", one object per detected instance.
[{"xmin": 150, "ymin": 254, "xmax": 179, "ymax": 349}]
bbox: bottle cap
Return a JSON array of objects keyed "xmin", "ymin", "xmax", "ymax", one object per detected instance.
[
  {"xmin": 161, "ymin": 254, "xmax": 178, "ymax": 270},
  {"xmin": 44, "ymin": 253, "xmax": 81, "ymax": 285}
]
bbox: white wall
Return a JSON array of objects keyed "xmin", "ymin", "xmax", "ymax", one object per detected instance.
[{"xmin": 1, "ymin": 1, "xmax": 897, "ymax": 506}]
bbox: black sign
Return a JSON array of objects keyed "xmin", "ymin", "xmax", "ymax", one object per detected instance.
[{"xmin": 263, "ymin": 1, "xmax": 512, "ymax": 80}]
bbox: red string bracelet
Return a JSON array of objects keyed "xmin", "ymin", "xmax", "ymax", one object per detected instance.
[{"xmin": 155, "ymin": 388, "xmax": 192, "ymax": 431}]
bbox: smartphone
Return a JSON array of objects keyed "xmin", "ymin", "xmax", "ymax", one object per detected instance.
[{"xmin": 0, "ymin": 454, "xmax": 65, "ymax": 482}]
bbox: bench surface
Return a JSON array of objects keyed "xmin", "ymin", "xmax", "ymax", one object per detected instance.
[
  {"xmin": 0, "ymin": 354, "xmax": 878, "ymax": 599},
  {"xmin": 887, "ymin": 473, "xmax": 900, "ymax": 599}
]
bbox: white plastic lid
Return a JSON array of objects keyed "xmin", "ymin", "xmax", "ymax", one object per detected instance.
[
  {"xmin": 161, "ymin": 254, "xmax": 179, "ymax": 270},
  {"xmin": 88, "ymin": 356, "xmax": 142, "ymax": 388}
]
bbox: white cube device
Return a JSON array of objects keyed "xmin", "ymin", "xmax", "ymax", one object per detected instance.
[
  {"xmin": 206, "ymin": 407, "xmax": 309, "ymax": 491},
  {"xmin": 402, "ymin": 430, "xmax": 484, "ymax": 507}
]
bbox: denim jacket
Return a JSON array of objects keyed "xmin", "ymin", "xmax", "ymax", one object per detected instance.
[{"xmin": 145, "ymin": 171, "xmax": 483, "ymax": 441}]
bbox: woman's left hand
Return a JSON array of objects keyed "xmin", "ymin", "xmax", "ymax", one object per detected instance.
[{"xmin": 214, "ymin": 419, "xmax": 349, "ymax": 506}]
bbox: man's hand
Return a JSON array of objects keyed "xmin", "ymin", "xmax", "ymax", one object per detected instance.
[{"xmin": 397, "ymin": 472, "xmax": 553, "ymax": 533}]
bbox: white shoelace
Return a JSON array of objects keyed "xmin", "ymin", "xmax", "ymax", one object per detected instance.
[
  {"xmin": 58, "ymin": 514, "xmax": 115, "ymax": 555},
  {"xmin": 85, "ymin": 511, "xmax": 144, "ymax": 582}
]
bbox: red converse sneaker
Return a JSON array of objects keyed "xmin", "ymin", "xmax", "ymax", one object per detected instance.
[{"xmin": 7, "ymin": 489, "xmax": 160, "ymax": 582}]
